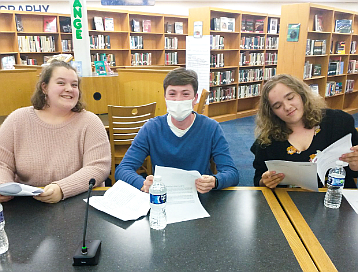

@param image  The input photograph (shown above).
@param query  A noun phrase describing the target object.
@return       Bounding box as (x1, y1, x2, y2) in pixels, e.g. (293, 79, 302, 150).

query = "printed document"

(0, 182, 43, 196)
(155, 166, 210, 224)
(86, 180, 150, 221)
(343, 189, 358, 214)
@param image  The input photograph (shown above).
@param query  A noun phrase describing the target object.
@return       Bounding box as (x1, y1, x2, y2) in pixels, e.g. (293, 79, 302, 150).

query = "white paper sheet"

(315, 134, 352, 186)
(155, 166, 210, 224)
(0, 182, 43, 196)
(86, 180, 150, 221)
(265, 161, 318, 191)
(343, 189, 358, 214)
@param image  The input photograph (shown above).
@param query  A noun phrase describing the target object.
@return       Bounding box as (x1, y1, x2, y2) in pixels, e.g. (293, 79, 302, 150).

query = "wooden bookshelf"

(189, 7, 280, 122)
(277, 3, 358, 115)
(0, 9, 188, 68)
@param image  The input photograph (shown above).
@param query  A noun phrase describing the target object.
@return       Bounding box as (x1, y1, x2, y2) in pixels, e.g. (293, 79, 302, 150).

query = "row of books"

(165, 37, 178, 50)
(91, 53, 116, 66)
(209, 86, 236, 103)
(306, 39, 327, 56)
(210, 53, 224, 68)
(20, 57, 38, 65)
(328, 59, 344, 76)
(348, 60, 358, 74)
(93, 17, 115, 31)
(263, 67, 277, 80)
(210, 35, 224, 50)
(351, 41, 357, 54)
(346, 80, 355, 93)
(266, 37, 279, 50)
(209, 70, 235, 86)
(314, 15, 353, 34)
(239, 68, 263, 82)
(131, 52, 152, 66)
(239, 52, 264, 66)
(15, 15, 58, 33)
(326, 81, 343, 97)
(130, 36, 143, 49)
(164, 22, 184, 34)
(18, 35, 55, 53)
(131, 19, 152, 33)
(165, 52, 178, 65)
(303, 61, 322, 79)
(210, 17, 235, 32)
(89, 35, 111, 49)
(237, 83, 261, 98)
(241, 19, 264, 33)
(61, 39, 72, 52)
(265, 52, 278, 65)
(240, 36, 265, 50)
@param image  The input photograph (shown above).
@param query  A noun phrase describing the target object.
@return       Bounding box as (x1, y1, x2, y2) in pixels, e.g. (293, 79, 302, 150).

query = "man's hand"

(33, 184, 63, 203)
(141, 175, 154, 193)
(195, 175, 216, 194)
(0, 195, 13, 203)
(260, 171, 285, 188)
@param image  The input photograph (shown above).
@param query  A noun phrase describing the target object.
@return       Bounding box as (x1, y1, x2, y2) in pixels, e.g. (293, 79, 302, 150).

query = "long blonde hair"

(255, 74, 326, 145)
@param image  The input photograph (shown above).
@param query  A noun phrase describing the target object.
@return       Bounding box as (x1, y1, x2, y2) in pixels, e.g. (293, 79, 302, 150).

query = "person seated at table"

(115, 68, 239, 193)
(251, 74, 358, 189)
(0, 60, 111, 203)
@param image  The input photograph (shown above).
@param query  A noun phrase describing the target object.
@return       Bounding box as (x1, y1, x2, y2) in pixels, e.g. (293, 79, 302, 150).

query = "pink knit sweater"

(0, 106, 111, 199)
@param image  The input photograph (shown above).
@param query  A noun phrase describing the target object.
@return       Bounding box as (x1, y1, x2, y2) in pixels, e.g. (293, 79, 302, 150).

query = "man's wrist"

(213, 176, 218, 189)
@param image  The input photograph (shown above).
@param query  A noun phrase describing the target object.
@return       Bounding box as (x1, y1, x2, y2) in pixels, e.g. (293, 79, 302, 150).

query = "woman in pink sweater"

(0, 61, 111, 203)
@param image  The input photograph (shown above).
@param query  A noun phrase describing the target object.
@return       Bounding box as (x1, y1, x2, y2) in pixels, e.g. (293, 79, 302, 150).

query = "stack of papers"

(0, 182, 43, 196)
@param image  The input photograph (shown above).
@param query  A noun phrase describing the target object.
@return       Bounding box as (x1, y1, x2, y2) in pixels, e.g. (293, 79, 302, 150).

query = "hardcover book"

(93, 17, 104, 31)
(245, 19, 254, 32)
(254, 19, 264, 33)
(220, 17, 228, 32)
(44, 16, 57, 32)
(174, 22, 183, 34)
(142, 20, 151, 33)
(335, 19, 352, 33)
(335, 41, 345, 54)
(268, 18, 278, 34)
(15, 15, 24, 32)
(104, 17, 114, 31)
(227, 18, 235, 32)
(165, 22, 173, 33)
(94, 60, 107, 75)
(314, 14, 323, 32)
(59, 17, 71, 33)
(131, 19, 141, 32)
(313, 64, 322, 76)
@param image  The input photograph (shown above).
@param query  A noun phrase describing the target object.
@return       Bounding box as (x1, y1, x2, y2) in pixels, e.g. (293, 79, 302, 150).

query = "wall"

(0, 1, 357, 15)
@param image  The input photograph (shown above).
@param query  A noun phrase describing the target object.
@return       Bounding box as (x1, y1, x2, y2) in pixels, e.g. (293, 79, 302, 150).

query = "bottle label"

(328, 176, 344, 186)
(150, 193, 167, 204)
(0, 211, 4, 223)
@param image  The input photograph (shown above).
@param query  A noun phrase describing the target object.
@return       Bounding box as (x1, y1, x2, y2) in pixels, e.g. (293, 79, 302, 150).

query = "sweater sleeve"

(211, 125, 240, 189)
(52, 115, 111, 199)
(250, 140, 268, 186)
(114, 122, 150, 190)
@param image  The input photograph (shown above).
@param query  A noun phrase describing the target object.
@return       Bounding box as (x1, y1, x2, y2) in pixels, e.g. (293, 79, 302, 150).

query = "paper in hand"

(0, 182, 44, 196)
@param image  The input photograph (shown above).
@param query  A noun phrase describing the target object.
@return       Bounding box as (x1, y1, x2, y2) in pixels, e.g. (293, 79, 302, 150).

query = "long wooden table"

(1, 187, 315, 271)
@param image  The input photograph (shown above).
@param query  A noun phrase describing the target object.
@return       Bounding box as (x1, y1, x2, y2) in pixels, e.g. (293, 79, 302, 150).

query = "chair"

(193, 89, 209, 114)
(108, 102, 156, 184)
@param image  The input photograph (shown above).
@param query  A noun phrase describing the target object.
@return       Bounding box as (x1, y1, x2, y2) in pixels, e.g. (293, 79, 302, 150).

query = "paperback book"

(93, 17, 104, 31)
(142, 20, 151, 33)
(104, 17, 114, 31)
(94, 60, 107, 75)
(44, 16, 57, 32)
(15, 15, 24, 32)
(59, 17, 71, 33)
(268, 18, 278, 34)
(335, 19, 352, 33)
(131, 19, 141, 32)
(174, 22, 183, 34)
(314, 14, 323, 32)
(254, 19, 264, 33)
(313, 64, 322, 76)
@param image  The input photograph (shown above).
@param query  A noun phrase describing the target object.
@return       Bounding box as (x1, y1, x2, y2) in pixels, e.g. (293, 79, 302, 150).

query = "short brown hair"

(255, 74, 326, 145)
(163, 68, 198, 95)
(31, 60, 85, 112)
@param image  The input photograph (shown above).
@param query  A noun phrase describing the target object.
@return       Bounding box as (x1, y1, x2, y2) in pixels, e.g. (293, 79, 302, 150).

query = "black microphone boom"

(73, 178, 101, 266)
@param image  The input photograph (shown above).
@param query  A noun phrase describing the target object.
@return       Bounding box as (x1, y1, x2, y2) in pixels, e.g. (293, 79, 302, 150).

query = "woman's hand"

(0, 195, 13, 203)
(340, 145, 358, 172)
(33, 184, 63, 203)
(260, 170, 285, 188)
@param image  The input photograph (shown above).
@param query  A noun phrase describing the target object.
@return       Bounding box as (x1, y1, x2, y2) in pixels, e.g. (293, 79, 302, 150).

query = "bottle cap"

(153, 175, 162, 182)
(336, 160, 344, 166)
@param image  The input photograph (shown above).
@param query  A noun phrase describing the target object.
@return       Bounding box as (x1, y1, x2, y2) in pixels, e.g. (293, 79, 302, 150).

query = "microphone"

(73, 178, 101, 266)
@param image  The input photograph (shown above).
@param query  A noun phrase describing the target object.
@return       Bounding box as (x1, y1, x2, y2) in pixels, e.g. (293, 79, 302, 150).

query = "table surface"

(275, 188, 358, 272)
(0, 187, 314, 272)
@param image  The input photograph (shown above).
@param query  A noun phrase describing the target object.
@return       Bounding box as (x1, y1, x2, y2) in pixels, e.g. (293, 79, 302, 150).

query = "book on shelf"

(130, 36, 143, 49)
(268, 18, 278, 34)
(310, 39, 326, 55)
(346, 79, 354, 93)
(348, 60, 358, 74)
(59, 17, 71, 33)
(174, 22, 183, 34)
(254, 19, 264, 33)
(210, 18, 221, 31)
(94, 60, 107, 75)
(313, 64, 322, 76)
(314, 14, 323, 32)
(165, 22, 173, 33)
(142, 20, 151, 33)
(227, 18, 235, 32)
(245, 19, 254, 32)
(335, 41, 345, 54)
(241, 19, 246, 32)
(131, 19, 141, 32)
(70, 60, 82, 77)
(303, 61, 313, 79)
(1, 55, 16, 70)
(104, 17, 114, 31)
(43, 16, 57, 32)
(219, 17, 228, 32)
(335, 19, 352, 33)
(15, 15, 24, 32)
(350, 41, 357, 54)
(93, 17, 104, 31)
(309, 84, 319, 95)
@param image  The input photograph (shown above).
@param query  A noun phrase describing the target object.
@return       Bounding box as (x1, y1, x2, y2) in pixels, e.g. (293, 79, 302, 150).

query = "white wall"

(0, 1, 357, 15)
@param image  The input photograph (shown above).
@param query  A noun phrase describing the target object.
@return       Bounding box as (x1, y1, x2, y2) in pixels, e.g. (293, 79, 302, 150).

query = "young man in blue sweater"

(115, 68, 239, 193)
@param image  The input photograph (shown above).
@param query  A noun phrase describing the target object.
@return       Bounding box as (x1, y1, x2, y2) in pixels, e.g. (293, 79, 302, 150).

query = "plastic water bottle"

(149, 176, 167, 230)
(0, 204, 9, 254)
(324, 161, 346, 209)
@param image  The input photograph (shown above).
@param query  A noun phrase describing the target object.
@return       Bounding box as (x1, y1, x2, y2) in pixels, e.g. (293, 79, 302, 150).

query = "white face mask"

(166, 98, 194, 121)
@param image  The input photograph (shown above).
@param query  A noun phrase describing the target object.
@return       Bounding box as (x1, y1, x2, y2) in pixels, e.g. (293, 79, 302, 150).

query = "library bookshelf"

(0, 9, 188, 68)
(277, 3, 358, 115)
(189, 7, 280, 122)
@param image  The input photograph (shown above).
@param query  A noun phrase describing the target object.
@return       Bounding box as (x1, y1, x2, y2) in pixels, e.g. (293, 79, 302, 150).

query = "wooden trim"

(275, 188, 337, 272)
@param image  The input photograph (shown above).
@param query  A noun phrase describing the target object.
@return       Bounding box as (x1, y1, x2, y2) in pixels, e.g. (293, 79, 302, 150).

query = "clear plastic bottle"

(324, 161, 346, 209)
(0, 204, 9, 254)
(149, 176, 167, 230)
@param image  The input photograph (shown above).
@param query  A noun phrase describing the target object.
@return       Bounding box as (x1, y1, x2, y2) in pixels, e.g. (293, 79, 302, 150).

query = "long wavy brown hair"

(255, 74, 326, 145)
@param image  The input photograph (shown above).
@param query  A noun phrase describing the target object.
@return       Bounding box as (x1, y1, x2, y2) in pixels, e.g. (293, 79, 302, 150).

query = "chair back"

(194, 89, 209, 114)
(108, 102, 156, 183)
